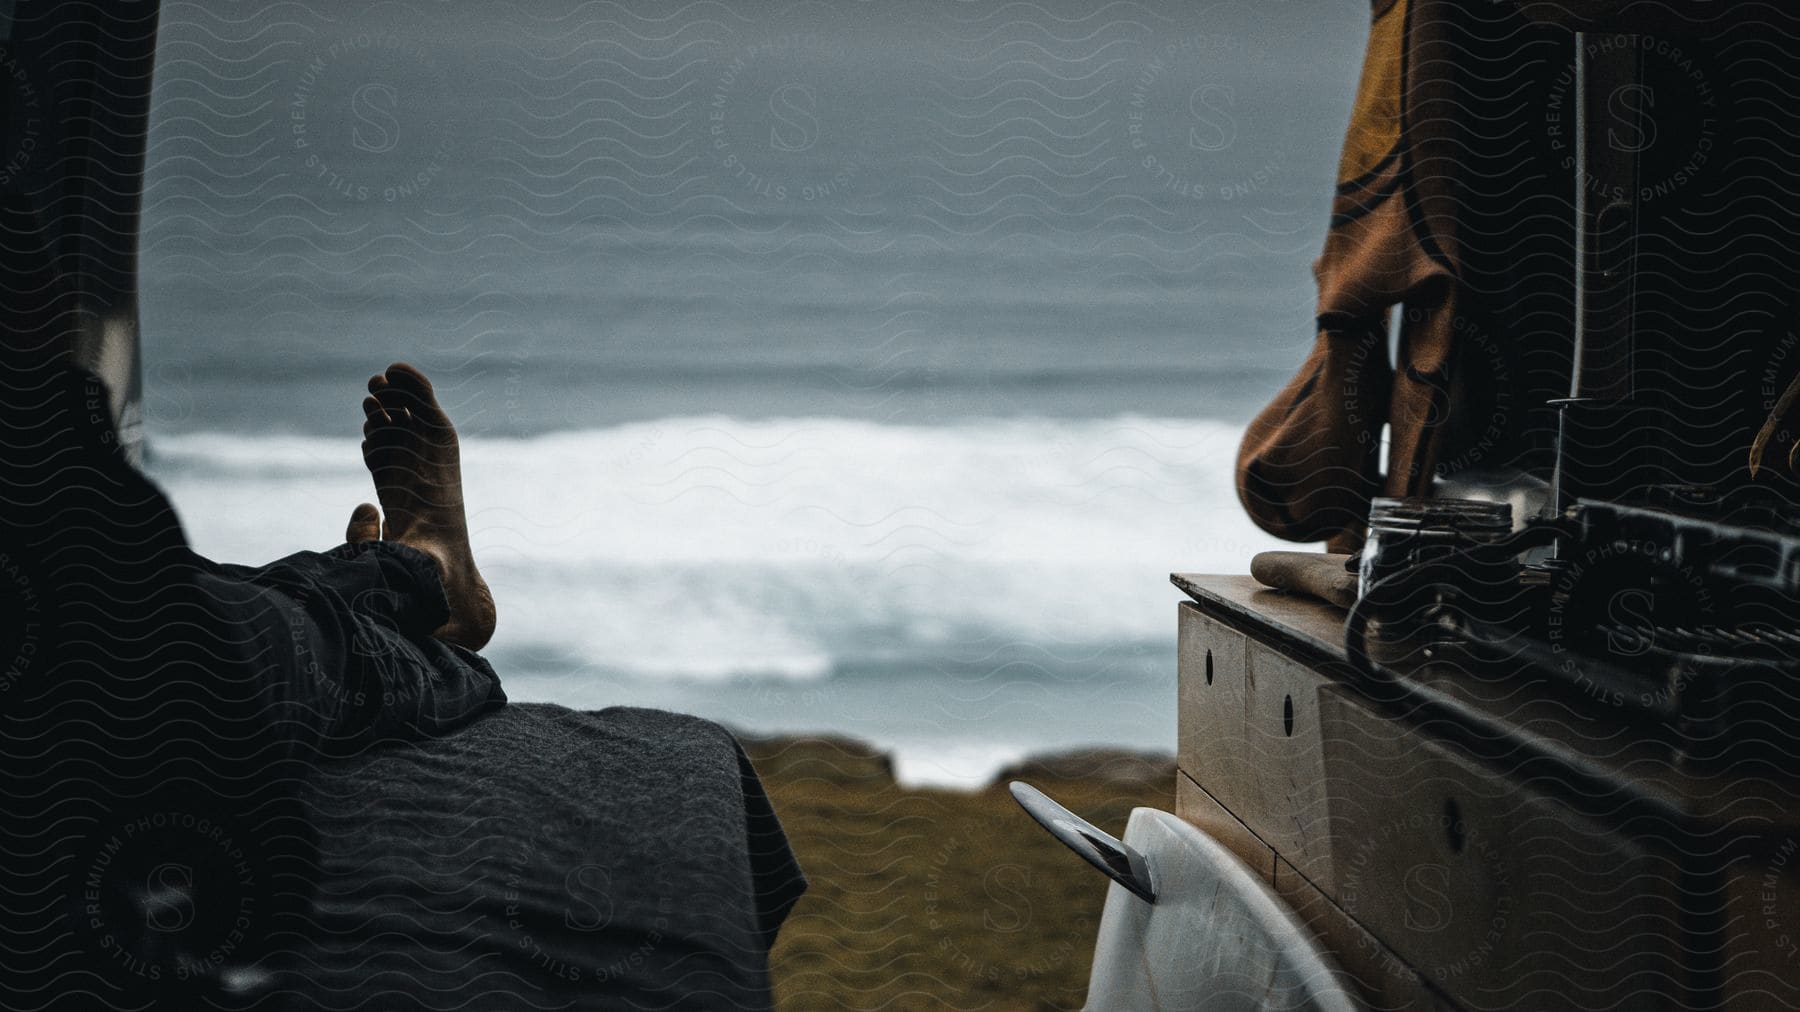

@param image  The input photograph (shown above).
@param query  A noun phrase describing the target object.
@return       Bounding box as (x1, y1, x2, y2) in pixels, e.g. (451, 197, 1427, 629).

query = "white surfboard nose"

(1013, 785, 1361, 1012)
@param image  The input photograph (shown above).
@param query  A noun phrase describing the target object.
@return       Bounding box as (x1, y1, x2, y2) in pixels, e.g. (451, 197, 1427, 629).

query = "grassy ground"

(742, 736, 1174, 1012)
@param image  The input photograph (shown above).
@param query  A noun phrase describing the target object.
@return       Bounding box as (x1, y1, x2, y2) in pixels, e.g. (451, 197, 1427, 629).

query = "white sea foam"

(149, 415, 1294, 686)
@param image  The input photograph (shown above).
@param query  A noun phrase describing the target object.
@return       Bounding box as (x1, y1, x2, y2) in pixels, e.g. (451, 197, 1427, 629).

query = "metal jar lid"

(1366, 496, 1513, 539)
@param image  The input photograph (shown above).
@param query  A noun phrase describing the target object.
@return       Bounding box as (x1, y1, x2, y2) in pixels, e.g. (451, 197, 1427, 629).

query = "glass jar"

(1358, 497, 1515, 602)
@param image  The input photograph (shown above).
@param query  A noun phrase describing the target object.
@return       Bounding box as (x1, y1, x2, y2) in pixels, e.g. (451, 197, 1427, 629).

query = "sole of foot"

(360, 363, 496, 651)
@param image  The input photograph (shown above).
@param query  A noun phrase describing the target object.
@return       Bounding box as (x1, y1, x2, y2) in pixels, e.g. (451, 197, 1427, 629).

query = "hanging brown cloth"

(1235, 0, 1466, 552)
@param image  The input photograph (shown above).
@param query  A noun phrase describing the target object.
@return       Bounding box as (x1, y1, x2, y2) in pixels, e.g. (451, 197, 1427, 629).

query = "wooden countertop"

(1170, 573, 1800, 836)
(1171, 574, 1348, 661)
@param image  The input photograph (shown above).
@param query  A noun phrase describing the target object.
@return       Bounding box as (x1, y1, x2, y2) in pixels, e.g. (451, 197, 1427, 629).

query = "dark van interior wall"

(1, 0, 160, 464)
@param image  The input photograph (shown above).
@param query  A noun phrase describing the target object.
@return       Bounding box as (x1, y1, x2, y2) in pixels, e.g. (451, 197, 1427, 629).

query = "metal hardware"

(1009, 781, 1157, 904)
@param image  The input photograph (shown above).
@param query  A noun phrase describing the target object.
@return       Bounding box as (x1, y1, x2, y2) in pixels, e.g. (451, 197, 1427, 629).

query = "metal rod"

(1547, 33, 1588, 535)
(1569, 31, 1588, 402)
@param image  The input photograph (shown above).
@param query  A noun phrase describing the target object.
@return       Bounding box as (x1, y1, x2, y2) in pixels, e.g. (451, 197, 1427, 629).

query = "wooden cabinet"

(1173, 578, 1800, 1011)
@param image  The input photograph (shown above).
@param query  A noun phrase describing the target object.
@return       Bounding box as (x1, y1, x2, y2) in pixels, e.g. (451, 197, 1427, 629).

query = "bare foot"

(360, 363, 496, 650)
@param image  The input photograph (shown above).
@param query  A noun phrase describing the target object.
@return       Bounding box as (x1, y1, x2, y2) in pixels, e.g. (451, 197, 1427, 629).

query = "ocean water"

(138, 0, 1364, 785)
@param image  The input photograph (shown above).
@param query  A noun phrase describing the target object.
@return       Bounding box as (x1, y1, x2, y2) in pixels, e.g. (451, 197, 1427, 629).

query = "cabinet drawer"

(1178, 603, 1334, 888)
(1318, 688, 1685, 1010)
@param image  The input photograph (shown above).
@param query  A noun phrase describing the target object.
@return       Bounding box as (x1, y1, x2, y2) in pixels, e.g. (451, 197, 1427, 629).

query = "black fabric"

(0, 368, 804, 1010)
(2, 368, 333, 1008)
(264, 703, 807, 1011)
(195, 540, 508, 757)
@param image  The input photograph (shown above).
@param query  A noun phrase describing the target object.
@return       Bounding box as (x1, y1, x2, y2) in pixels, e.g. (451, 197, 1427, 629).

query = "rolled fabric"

(1249, 551, 1360, 611)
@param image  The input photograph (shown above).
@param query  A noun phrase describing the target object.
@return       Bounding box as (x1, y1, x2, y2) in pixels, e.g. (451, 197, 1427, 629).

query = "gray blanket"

(264, 702, 806, 1010)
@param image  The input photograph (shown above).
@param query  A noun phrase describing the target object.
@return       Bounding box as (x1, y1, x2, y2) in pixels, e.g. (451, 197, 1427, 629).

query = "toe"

(382, 364, 443, 418)
(386, 362, 434, 396)
(368, 373, 390, 396)
(376, 367, 433, 418)
(346, 502, 382, 543)
(373, 378, 420, 417)
(362, 399, 393, 437)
